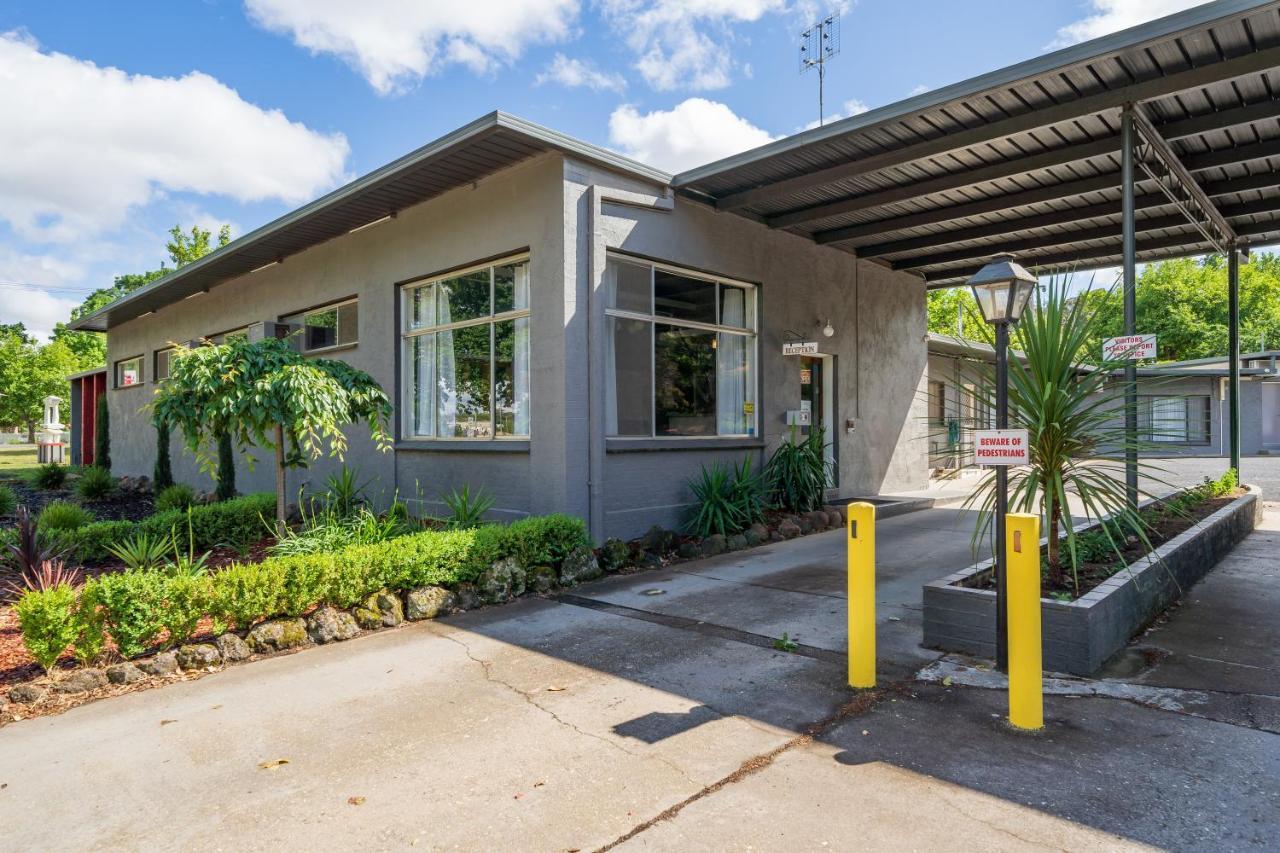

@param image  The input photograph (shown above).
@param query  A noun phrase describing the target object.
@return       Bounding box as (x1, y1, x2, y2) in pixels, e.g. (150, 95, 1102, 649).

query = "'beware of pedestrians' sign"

(1103, 334, 1157, 361)
(974, 429, 1030, 466)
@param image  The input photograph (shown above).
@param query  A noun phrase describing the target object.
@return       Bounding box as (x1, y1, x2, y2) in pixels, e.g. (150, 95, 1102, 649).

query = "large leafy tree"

(0, 329, 80, 441)
(151, 336, 392, 532)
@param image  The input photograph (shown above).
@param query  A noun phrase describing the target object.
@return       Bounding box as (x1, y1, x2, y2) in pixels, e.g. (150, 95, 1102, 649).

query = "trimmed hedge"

(17, 513, 593, 664)
(53, 493, 277, 564)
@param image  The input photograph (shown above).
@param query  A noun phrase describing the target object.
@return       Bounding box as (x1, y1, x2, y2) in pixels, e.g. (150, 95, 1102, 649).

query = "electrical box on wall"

(845, 417, 857, 434)
(785, 410, 812, 426)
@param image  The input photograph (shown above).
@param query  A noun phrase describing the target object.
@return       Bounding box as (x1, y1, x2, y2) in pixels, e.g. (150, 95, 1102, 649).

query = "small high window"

(154, 347, 177, 382)
(114, 356, 143, 388)
(282, 299, 359, 353)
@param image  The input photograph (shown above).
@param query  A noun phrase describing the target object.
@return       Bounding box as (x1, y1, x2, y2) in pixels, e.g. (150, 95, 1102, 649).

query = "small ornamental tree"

(154, 419, 174, 491)
(151, 336, 392, 533)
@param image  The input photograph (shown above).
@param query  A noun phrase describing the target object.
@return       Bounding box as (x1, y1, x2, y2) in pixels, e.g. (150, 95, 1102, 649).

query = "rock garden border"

(922, 485, 1262, 676)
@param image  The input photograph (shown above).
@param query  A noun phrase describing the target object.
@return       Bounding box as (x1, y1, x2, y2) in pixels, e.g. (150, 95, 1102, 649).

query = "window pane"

(494, 263, 529, 314)
(606, 258, 651, 314)
(607, 316, 653, 436)
(337, 302, 358, 345)
(655, 324, 716, 436)
(155, 350, 170, 381)
(494, 318, 530, 436)
(116, 358, 142, 387)
(438, 270, 490, 324)
(409, 285, 435, 330)
(719, 285, 753, 330)
(716, 332, 755, 435)
(437, 324, 491, 438)
(410, 334, 436, 437)
(654, 270, 716, 325)
(305, 308, 338, 350)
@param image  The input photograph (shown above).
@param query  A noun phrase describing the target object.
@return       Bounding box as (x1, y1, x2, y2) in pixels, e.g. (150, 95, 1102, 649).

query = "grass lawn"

(0, 446, 39, 481)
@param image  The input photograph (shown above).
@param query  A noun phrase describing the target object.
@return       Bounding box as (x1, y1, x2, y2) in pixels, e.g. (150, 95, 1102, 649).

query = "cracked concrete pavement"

(0, 496, 1277, 851)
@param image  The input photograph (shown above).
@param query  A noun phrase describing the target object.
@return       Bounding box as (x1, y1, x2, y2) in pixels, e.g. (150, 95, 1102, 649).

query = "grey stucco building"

(72, 113, 929, 541)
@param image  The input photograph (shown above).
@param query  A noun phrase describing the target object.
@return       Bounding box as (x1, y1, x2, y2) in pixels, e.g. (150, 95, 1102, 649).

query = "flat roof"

(673, 0, 1280, 287)
(71, 112, 670, 331)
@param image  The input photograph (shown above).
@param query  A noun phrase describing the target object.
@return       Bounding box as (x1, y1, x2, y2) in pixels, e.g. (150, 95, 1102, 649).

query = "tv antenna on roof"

(800, 14, 841, 127)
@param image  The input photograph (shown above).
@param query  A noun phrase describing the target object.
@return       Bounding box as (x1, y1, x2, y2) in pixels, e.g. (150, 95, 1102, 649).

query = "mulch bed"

(0, 478, 156, 524)
(962, 490, 1242, 599)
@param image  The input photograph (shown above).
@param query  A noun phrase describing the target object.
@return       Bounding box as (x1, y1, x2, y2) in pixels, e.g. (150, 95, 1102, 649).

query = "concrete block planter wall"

(922, 486, 1262, 676)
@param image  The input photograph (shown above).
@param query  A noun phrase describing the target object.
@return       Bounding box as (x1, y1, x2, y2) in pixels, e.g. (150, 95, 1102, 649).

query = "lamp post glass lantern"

(968, 254, 1036, 673)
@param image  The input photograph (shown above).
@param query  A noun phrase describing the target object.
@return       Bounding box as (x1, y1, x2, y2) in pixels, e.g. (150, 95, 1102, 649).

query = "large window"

(401, 258, 530, 440)
(605, 256, 757, 438)
(282, 299, 358, 353)
(1139, 395, 1211, 444)
(114, 356, 143, 388)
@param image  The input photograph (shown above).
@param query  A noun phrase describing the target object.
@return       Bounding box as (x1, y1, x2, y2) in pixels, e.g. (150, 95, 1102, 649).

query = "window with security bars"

(1138, 395, 1211, 444)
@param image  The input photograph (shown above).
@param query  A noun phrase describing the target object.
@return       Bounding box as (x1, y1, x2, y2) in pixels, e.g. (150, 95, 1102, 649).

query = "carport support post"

(1228, 245, 1241, 474)
(1121, 105, 1139, 510)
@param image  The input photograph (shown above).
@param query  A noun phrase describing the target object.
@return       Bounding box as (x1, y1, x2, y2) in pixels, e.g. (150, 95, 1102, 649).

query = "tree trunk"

(1045, 491, 1064, 592)
(26, 421, 35, 444)
(274, 423, 287, 538)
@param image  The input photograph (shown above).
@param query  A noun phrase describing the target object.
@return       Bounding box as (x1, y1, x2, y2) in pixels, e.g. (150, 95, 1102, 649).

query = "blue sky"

(0, 1, 1205, 339)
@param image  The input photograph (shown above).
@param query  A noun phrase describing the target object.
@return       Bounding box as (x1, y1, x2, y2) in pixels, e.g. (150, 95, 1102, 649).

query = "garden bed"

(922, 484, 1262, 676)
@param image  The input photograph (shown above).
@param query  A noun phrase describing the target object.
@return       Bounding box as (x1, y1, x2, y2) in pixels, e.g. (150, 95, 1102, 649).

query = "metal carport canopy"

(671, 0, 1280, 287)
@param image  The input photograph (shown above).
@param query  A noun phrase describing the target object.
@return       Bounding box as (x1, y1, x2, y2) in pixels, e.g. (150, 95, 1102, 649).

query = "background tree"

(151, 336, 392, 531)
(0, 329, 80, 442)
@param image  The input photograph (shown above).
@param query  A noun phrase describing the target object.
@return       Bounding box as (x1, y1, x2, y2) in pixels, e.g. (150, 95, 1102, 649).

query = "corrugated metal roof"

(72, 112, 670, 331)
(673, 0, 1280, 287)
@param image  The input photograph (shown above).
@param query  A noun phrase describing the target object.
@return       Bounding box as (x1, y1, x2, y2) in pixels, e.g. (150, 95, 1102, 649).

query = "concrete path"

(0, 508, 1276, 851)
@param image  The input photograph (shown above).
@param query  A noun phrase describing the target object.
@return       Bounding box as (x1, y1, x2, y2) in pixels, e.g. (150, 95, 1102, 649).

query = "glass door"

(799, 355, 836, 487)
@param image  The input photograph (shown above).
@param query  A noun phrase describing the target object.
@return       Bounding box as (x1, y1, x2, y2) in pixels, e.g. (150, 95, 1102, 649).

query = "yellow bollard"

(846, 501, 876, 689)
(1006, 512, 1043, 731)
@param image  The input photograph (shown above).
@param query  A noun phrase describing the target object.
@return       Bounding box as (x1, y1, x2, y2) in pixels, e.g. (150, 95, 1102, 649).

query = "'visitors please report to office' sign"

(974, 429, 1030, 466)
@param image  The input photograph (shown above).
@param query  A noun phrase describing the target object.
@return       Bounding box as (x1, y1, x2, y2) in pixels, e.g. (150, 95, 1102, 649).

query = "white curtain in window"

(717, 287, 747, 434)
(436, 296, 456, 437)
(413, 335, 436, 436)
(513, 316, 531, 435)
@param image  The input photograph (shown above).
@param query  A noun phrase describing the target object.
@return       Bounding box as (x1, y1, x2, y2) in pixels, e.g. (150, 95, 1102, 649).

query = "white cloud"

(608, 98, 775, 173)
(799, 97, 870, 131)
(0, 248, 86, 340)
(245, 0, 580, 95)
(1050, 0, 1203, 47)
(536, 53, 626, 93)
(909, 83, 931, 96)
(601, 0, 785, 91)
(0, 31, 349, 243)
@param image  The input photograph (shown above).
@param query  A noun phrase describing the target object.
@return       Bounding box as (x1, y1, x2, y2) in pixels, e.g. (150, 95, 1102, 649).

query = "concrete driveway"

(1, 507, 1276, 851)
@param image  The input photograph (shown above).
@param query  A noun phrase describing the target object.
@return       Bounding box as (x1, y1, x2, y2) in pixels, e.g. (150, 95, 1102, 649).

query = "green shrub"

(441, 485, 495, 529)
(54, 492, 275, 564)
(215, 431, 235, 501)
(208, 561, 286, 630)
(269, 505, 408, 557)
(95, 395, 110, 473)
(154, 420, 173, 492)
(161, 574, 212, 647)
(0, 483, 15, 516)
(37, 500, 93, 534)
(14, 583, 80, 672)
(75, 466, 116, 501)
(507, 514, 591, 567)
(686, 463, 747, 538)
(106, 531, 175, 571)
(29, 462, 68, 490)
(155, 483, 196, 514)
(88, 571, 170, 658)
(766, 426, 829, 513)
(72, 585, 108, 666)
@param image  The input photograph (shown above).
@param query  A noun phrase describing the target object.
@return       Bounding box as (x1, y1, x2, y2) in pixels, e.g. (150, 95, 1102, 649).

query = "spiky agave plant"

(965, 275, 1169, 596)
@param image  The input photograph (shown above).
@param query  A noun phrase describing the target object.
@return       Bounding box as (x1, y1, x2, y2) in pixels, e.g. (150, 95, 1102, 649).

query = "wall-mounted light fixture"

(822, 319, 835, 338)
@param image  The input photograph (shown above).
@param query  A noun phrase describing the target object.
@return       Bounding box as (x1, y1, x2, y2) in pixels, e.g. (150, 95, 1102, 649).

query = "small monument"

(37, 395, 65, 464)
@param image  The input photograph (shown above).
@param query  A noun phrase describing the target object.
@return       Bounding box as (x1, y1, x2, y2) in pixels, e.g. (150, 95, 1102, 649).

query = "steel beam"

(1229, 246, 1242, 473)
(1122, 107, 1139, 510)
(815, 167, 1280, 248)
(712, 50, 1280, 211)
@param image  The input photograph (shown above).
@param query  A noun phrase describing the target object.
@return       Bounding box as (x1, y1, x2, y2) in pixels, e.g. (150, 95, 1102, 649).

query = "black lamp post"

(968, 253, 1037, 673)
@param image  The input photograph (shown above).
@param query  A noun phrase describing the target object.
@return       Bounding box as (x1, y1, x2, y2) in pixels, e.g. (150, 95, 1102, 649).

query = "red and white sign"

(974, 429, 1029, 466)
(1103, 334, 1157, 361)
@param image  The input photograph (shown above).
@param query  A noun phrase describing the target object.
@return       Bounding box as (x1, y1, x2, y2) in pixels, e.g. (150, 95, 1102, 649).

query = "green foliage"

(52, 492, 276, 564)
(75, 466, 115, 501)
(1207, 468, 1238, 497)
(87, 571, 170, 658)
(154, 420, 174, 491)
(106, 531, 175, 571)
(268, 504, 408, 557)
(14, 583, 80, 672)
(160, 573, 212, 646)
(72, 584, 108, 666)
(686, 463, 747, 538)
(155, 483, 196, 514)
(772, 632, 799, 653)
(2, 506, 67, 580)
(213, 431, 235, 501)
(208, 561, 288, 629)
(965, 277, 1168, 595)
(441, 484, 495, 529)
(506, 514, 592, 567)
(731, 457, 768, 528)
(95, 395, 110, 473)
(926, 288, 984, 338)
(321, 466, 368, 516)
(30, 462, 68, 490)
(766, 427, 829, 513)
(37, 500, 93, 534)
(0, 331, 83, 440)
(0, 483, 15, 516)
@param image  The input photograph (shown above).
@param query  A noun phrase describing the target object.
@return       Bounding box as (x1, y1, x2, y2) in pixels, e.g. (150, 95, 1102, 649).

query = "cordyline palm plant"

(965, 276, 1166, 596)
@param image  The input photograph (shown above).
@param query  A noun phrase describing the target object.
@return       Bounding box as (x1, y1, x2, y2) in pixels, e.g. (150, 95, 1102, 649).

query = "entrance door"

(799, 355, 836, 487)
(1263, 383, 1280, 448)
